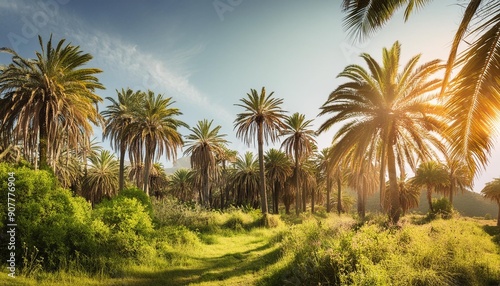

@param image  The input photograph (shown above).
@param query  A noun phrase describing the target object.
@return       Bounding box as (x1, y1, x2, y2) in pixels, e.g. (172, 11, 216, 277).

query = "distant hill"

(347, 189, 498, 218)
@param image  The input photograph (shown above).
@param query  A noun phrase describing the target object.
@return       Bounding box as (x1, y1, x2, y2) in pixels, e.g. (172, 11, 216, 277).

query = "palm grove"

(1, 0, 500, 226)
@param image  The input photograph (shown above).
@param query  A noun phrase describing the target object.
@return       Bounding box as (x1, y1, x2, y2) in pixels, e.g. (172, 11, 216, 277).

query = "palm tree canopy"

(265, 148, 293, 183)
(184, 119, 229, 172)
(126, 90, 187, 164)
(84, 150, 120, 204)
(341, 0, 500, 176)
(0, 35, 104, 167)
(410, 161, 449, 190)
(318, 41, 446, 170)
(281, 112, 317, 161)
(102, 88, 144, 151)
(234, 87, 287, 146)
(481, 178, 500, 202)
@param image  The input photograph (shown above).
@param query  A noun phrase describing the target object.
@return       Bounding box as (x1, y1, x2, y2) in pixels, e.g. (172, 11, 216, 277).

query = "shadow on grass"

(114, 234, 283, 286)
(482, 224, 500, 245)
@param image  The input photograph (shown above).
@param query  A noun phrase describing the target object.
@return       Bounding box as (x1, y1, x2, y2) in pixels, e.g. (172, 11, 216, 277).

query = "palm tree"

(265, 148, 293, 214)
(83, 150, 119, 205)
(149, 162, 168, 199)
(444, 157, 472, 205)
(481, 178, 500, 226)
(346, 161, 378, 219)
(0, 35, 104, 170)
(318, 41, 446, 223)
(126, 90, 186, 196)
(184, 119, 228, 208)
(410, 161, 449, 213)
(234, 87, 287, 214)
(231, 151, 260, 208)
(168, 169, 194, 202)
(102, 88, 143, 193)
(281, 112, 316, 215)
(398, 177, 421, 216)
(341, 0, 500, 176)
(217, 146, 238, 208)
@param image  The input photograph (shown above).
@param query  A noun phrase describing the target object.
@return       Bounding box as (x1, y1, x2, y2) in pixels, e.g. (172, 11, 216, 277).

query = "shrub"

(118, 187, 154, 218)
(430, 197, 455, 219)
(0, 164, 95, 272)
(92, 196, 154, 260)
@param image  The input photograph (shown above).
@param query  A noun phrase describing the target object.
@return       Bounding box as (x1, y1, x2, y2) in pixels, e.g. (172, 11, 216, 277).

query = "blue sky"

(1, 0, 499, 192)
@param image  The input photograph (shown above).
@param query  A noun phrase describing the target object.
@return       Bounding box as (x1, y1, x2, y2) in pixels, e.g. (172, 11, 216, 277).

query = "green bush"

(92, 196, 154, 260)
(430, 197, 454, 219)
(118, 187, 154, 218)
(0, 164, 95, 272)
(263, 217, 500, 285)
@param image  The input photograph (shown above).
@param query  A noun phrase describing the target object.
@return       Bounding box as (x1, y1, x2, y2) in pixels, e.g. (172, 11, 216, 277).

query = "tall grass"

(262, 215, 500, 285)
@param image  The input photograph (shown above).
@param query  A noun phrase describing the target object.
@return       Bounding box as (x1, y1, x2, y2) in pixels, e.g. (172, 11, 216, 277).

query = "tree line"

(1, 0, 500, 225)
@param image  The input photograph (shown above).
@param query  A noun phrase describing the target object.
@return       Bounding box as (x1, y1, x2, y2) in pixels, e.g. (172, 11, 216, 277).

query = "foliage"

(428, 197, 455, 219)
(264, 216, 500, 285)
(118, 186, 154, 219)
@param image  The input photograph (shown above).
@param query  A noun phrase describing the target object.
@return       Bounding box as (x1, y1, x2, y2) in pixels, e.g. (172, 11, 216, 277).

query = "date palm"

(126, 91, 186, 196)
(265, 148, 292, 214)
(231, 151, 260, 208)
(0, 35, 104, 170)
(481, 178, 500, 226)
(184, 119, 228, 208)
(234, 87, 287, 214)
(281, 112, 316, 214)
(83, 150, 119, 205)
(341, 0, 500, 176)
(168, 169, 194, 202)
(318, 41, 446, 223)
(410, 161, 449, 213)
(102, 88, 143, 193)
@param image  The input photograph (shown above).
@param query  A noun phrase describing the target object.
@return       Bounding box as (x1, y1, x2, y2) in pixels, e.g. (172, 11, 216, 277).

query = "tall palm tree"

(234, 87, 287, 214)
(102, 88, 143, 193)
(83, 150, 119, 205)
(444, 157, 472, 205)
(410, 161, 449, 213)
(481, 178, 500, 226)
(281, 112, 316, 215)
(265, 148, 293, 214)
(184, 119, 228, 208)
(168, 168, 194, 202)
(149, 162, 168, 199)
(217, 146, 237, 208)
(126, 91, 186, 196)
(231, 151, 260, 208)
(341, 0, 500, 176)
(0, 35, 104, 170)
(318, 41, 446, 223)
(398, 177, 421, 216)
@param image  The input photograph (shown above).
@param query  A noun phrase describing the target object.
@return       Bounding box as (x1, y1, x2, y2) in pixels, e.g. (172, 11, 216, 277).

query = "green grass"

(1, 209, 499, 286)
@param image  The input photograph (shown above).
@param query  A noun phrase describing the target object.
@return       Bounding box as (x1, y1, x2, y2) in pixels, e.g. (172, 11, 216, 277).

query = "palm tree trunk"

(311, 187, 315, 214)
(257, 123, 268, 214)
(294, 146, 300, 215)
(337, 177, 342, 215)
(326, 176, 331, 213)
(497, 200, 500, 227)
(449, 178, 455, 205)
(379, 143, 387, 212)
(302, 185, 307, 212)
(274, 181, 280, 214)
(387, 143, 400, 224)
(143, 143, 153, 196)
(119, 142, 126, 192)
(427, 186, 434, 213)
(202, 169, 210, 208)
(39, 116, 49, 170)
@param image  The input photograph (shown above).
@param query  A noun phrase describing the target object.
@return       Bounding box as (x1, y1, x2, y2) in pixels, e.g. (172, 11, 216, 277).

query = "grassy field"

(1, 209, 499, 286)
